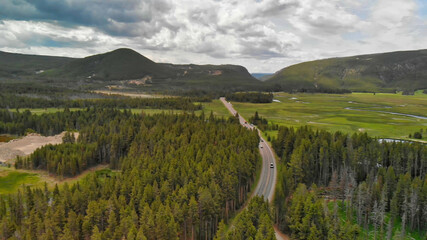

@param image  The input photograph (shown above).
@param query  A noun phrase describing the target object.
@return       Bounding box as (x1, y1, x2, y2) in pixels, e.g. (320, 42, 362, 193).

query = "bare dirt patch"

(0, 132, 78, 163)
(94, 90, 167, 98)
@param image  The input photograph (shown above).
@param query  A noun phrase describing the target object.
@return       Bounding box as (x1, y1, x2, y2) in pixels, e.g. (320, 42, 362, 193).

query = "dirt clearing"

(0, 132, 78, 163)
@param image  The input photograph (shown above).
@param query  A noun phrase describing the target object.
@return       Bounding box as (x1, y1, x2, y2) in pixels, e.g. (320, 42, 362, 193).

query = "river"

(345, 107, 427, 120)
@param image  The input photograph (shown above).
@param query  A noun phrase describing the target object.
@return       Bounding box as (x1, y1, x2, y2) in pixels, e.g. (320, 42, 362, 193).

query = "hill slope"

(266, 49, 427, 92)
(0, 51, 73, 78)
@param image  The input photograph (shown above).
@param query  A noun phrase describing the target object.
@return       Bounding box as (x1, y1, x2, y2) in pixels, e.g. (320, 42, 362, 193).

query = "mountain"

(45, 48, 171, 80)
(0, 51, 73, 77)
(0, 48, 260, 92)
(266, 49, 427, 92)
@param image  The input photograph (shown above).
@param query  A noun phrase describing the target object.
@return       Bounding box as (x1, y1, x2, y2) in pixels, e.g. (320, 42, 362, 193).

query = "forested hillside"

(0, 111, 261, 239)
(272, 126, 427, 239)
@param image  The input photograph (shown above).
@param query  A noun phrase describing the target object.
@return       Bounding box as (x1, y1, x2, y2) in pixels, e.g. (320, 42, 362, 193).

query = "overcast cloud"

(0, 0, 426, 72)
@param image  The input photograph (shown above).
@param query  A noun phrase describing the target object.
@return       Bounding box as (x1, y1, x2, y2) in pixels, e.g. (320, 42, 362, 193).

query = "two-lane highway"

(220, 97, 277, 202)
(220, 97, 287, 240)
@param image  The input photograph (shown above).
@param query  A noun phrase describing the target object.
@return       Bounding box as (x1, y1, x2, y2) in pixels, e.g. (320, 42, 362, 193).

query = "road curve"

(220, 97, 277, 202)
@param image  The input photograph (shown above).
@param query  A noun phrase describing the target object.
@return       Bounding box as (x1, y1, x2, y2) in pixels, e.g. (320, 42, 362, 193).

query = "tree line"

(0, 93, 201, 110)
(272, 126, 427, 239)
(1, 111, 262, 240)
(225, 92, 274, 103)
(0, 108, 129, 136)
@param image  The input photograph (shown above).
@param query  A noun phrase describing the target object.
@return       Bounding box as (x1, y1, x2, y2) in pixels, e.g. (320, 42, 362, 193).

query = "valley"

(0, 47, 426, 240)
(1, 1, 426, 239)
(230, 92, 427, 141)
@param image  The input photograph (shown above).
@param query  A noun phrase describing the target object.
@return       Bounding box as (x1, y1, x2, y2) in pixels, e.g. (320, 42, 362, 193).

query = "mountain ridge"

(1, 48, 427, 93)
(266, 49, 427, 92)
(0, 48, 261, 92)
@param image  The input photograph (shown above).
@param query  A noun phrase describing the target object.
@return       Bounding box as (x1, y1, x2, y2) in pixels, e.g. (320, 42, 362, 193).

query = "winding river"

(345, 107, 427, 120)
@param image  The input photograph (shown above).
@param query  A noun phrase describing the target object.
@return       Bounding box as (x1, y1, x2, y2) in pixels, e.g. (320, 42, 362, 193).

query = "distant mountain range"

(265, 49, 427, 92)
(251, 73, 274, 81)
(1, 48, 426, 93)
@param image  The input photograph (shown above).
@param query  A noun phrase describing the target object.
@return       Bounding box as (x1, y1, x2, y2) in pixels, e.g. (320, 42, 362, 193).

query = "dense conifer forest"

(0, 94, 201, 110)
(0, 110, 263, 239)
(272, 126, 427, 239)
(0, 97, 202, 136)
(1, 93, 426, 239)
(214, 196, 276, 240)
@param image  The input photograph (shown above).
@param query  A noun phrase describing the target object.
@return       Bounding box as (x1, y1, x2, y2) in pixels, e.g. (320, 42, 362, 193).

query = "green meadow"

(0, 166, 113, 195)
(0, 167, 42, 194)
(229, 92, 427, 140)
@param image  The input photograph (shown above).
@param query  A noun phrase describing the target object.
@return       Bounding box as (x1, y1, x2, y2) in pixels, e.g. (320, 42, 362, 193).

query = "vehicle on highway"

(260, 145, 263, 148)
(270, 163, 274, 168)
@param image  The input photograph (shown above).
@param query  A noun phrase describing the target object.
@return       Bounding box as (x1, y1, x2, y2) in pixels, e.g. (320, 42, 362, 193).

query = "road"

(220, 97, 284, 239)
(220, 97, 277, 202)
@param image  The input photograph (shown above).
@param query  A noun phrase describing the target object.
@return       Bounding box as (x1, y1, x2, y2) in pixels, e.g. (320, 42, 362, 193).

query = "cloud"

(0, 0, 425, 72)
(0, 0, 174, 37)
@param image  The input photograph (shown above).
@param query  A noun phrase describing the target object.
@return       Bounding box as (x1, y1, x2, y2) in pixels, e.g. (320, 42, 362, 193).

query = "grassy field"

(0, 167, 43, 194)
(0, 165, 111, 194)
(10, 108, 82, 115)
(230, 92, 427, 140)
(200, 100, 233, 117)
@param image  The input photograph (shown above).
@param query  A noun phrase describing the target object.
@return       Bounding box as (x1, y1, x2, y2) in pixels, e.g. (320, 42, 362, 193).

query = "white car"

(270, 163, 274, 168)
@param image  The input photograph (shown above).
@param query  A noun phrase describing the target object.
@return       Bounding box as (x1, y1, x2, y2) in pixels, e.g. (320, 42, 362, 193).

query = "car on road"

(270, 163, 274, 168)
(260, 145, 263, 148)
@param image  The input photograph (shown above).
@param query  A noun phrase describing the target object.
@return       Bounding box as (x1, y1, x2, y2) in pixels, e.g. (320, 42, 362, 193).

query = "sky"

(0, 0, 426, 73)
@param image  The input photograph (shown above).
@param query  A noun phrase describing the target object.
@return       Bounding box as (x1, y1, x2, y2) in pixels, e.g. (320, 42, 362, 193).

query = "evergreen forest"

(1, 110, 263, 239)
(272, 126, 427, 239)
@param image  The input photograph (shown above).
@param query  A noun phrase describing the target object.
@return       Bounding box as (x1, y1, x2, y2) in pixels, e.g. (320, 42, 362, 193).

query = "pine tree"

(90, 226, 102, 240)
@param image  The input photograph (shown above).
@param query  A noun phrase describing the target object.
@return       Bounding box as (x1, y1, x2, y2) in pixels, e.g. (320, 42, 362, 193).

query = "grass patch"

(9, 108, 82, 115)
(0, 165, 111, 195)
(200, 100, 233, 117)
(0, 168, 41, 194)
